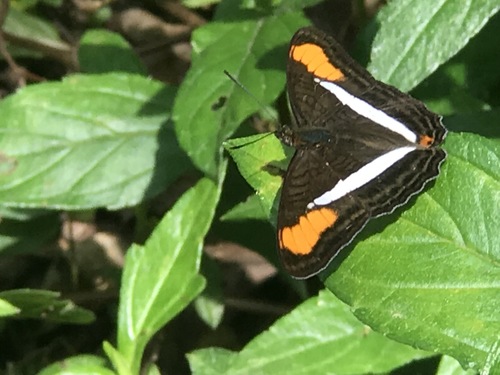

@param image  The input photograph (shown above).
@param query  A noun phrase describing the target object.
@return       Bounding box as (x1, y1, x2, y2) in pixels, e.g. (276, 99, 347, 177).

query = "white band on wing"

(315, 78, 418, 143)
(308, 146, 416, 208)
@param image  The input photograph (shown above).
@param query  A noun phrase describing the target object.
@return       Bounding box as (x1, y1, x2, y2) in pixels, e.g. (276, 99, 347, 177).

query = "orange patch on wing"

(279, 207, 338, 255)
(279, 227, 295, 250)
(298, 214, 319, 247)
(290, 43, 345, 82)
(292, 224, 311, 255)
(419, 134, 434, 147)
(306, 208, 337, 234)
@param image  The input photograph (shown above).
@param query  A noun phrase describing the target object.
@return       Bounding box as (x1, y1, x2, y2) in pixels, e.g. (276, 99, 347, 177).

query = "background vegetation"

(0, 0, 498, 374)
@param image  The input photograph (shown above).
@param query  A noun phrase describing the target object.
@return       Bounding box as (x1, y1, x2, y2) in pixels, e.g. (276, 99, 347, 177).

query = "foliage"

(0, 0, 498, 374)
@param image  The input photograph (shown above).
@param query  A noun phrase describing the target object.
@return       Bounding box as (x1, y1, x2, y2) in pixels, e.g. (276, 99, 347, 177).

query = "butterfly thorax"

(277, 125, 332, 149)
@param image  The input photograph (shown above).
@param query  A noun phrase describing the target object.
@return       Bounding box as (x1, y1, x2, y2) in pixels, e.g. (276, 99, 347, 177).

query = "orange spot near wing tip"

(290, 43, 345, 82)
(280, 207, 339, 256)
(419, 134, 434, 147)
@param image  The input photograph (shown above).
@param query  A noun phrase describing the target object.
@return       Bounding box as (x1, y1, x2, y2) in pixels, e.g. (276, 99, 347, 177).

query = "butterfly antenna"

(223, 70, 280, 124)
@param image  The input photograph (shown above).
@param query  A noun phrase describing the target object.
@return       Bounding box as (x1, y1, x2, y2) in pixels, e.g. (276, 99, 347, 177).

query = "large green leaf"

(0, 73, 189, 209)
(368, 0, 500, 92)
(324, 132, 499, 372)
(115, 171, 224, 374)
(188, 290, 431, 374)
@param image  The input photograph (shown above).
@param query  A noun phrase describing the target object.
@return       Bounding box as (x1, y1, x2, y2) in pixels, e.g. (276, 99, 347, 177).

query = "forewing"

(287, 27, 446, 146)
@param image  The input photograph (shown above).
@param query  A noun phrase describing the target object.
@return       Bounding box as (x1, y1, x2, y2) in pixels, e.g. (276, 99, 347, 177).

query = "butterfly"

(276, 27, 447, 278)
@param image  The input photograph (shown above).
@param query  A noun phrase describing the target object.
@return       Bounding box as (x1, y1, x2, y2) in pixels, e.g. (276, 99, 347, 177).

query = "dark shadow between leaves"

(413, 12, 500, 122)
(256, 44, 288, 72)
(351, 16, 380, 68)
(445, 110, 500, 139)
(214, 3, 271, 22)
(0, 212, 60, 257)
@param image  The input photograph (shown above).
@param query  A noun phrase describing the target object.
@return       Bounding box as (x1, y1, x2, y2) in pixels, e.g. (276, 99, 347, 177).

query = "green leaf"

(38, 355, 115, 375)
(0, 298, 20, 317)
(0, 206, 51, 220)
(0, 289, 95, 323)
(182, 0, 220, 8)
(79, 29, 147, 75)
(3, 7, 70, 53)
(188, 348, 236, 375)
(195, 257, 225, 329)
(481, 339, 500, 375)
(144, 363, 161, 375)
(0, 73, 189, 209)
(225, 133, 288, 223)
(116, 171, 225, 374)
(103, 342, 132, 375)
(0, 211, 59, 255)
(173, 12, 308, 177)
(323, 133, 499, 372)
(189, 290, 431, 374)
(220, 194, 267, 221)
(368, 0, 500, 92)
(194, 293, 224, 330)
(436, 355, 476, 375)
